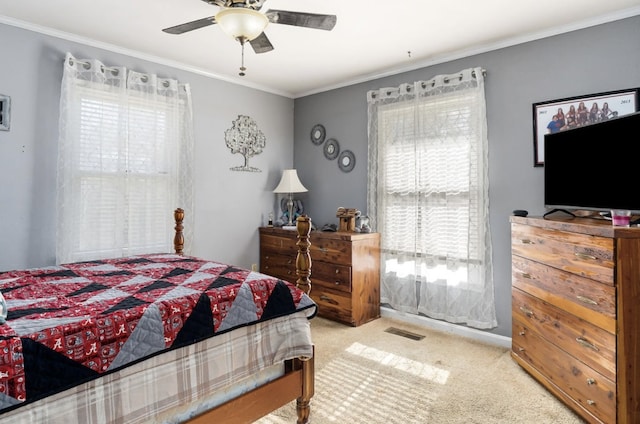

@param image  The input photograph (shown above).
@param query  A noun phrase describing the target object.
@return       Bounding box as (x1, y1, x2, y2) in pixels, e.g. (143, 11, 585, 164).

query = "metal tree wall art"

(225, 115, 265, 172)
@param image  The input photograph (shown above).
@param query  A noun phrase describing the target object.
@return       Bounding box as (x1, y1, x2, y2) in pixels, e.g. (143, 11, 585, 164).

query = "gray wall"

(293, 15, 640, 337)
(0, 23, 294, 272)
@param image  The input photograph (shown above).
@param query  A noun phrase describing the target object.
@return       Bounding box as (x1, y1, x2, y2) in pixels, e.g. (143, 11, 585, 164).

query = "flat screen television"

(544, 111, 640, 214)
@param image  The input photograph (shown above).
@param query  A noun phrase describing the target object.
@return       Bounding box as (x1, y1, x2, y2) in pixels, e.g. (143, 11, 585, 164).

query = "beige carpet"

(256, 317, 585, 424)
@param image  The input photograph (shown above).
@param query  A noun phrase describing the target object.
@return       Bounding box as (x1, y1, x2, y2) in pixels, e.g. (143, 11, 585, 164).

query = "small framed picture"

(532, 88, 639, 166)
(0, 95, 10, 131)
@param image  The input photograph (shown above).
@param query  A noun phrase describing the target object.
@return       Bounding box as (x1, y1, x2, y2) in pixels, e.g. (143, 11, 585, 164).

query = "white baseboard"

(381, 307, 512, 349)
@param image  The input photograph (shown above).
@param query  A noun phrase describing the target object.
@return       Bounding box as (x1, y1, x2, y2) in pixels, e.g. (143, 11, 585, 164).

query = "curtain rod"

(369, 68, 487, 100)
(67, 56, 119, 74)
(65, 54, 179, 89)
(420, 68, 487, 88)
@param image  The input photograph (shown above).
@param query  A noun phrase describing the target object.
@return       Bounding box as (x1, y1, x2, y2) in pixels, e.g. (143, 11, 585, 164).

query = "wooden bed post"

(295, 214, 313, 423)
(296, 349, 315, 424)
(174, 208, 184, 255)
(295, 215, 312, 295)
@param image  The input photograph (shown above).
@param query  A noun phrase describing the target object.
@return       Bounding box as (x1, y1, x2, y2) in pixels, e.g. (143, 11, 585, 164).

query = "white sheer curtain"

(367, 67, 496, 329)
(57, 52, 194, 264)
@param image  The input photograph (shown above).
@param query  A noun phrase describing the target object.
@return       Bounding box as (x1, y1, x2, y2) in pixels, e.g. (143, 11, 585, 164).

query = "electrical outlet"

(251, 263, 258, 272)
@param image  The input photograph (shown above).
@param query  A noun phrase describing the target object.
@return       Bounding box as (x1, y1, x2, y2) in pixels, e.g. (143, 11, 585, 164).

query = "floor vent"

(384, 327, 425, 341)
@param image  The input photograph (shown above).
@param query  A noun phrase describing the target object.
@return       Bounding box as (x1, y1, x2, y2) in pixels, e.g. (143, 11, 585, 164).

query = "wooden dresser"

(510, 216, 640, 423)
(259, 227, 380, 326)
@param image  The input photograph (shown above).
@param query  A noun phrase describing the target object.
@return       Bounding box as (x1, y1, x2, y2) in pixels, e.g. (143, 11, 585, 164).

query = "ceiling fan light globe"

(215, 8, 268, 41)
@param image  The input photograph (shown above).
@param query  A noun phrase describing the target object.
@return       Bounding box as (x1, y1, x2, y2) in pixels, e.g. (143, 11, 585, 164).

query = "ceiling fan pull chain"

(239, 39, 247, 76)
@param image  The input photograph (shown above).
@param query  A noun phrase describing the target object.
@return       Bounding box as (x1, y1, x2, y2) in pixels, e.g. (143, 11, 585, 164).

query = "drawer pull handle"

(335, 269, 340, 274)
(519, 306, 534, 317)
(576, 337, 599, 352)
(586, 378, 596, 385)
(518, 347, 525, 352)
(320, 247, 328, 252)
(521, 239, 534, 244)
(576, 295, 598, 306)
(287, 260, 292, 264)
(518, 331, 526, 336)
(521, 273, 532, 279)
(334, 281, 341, 285)
(587, 400, 596, 406)
(320, 295, 339, 305)
(575, 252, 597, 261)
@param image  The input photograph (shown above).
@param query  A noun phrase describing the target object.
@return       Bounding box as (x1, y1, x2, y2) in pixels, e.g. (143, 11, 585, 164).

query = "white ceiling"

(1, 0, 639, 98)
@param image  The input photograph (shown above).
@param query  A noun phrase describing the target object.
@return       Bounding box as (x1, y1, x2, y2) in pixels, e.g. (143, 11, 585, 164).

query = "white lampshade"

(215, 8, 269, 42)
(273, 169, 308, 194)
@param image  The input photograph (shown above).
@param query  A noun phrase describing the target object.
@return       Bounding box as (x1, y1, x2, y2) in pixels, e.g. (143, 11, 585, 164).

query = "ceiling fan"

(162, 0, 337, 76)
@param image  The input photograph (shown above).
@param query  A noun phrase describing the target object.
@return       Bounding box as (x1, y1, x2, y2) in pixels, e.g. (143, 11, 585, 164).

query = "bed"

(0, 209, 316, 424)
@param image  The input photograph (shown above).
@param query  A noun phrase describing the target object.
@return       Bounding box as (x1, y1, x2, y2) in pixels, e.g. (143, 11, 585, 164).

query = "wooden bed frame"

(173, 208, 315, 424)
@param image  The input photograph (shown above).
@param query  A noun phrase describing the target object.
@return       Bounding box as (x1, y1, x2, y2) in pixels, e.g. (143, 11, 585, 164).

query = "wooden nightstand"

(259, 227, 380, 327)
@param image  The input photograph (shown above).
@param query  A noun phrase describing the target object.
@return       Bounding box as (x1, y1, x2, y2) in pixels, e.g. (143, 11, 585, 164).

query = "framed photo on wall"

(0, 95, 10, 131)
(532, 88, 639, 166)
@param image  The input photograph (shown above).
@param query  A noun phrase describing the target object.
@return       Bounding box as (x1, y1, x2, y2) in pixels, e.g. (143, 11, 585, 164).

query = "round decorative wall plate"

(310, 124, 326, 145)
(338, 150, 356, 172)
(324, 138, 340, 160)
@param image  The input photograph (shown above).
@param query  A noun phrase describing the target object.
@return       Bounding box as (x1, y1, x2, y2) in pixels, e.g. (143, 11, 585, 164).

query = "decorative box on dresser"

(510, 216, 640, 424)
(259, 227, 380, 326)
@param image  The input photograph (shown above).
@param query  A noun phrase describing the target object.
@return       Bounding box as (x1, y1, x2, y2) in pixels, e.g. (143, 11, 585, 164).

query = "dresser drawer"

(260, 233, 297, 255)
(513, 288, 615, 381)
(511, 223, 614, 285)
(309, 236, 352, 266)
(310, 287, 354, 325)
(513, 316, 615, 424)
(260, 252, 296, 282)
(311, 261, 352, 293)
(512, 255, 615, 332)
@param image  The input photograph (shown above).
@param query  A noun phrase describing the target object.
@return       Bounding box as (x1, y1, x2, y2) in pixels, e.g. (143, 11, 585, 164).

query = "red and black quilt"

(0, 254, 316, 412)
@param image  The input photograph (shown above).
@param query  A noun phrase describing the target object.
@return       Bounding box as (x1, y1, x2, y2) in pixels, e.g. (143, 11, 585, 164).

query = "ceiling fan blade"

(162, 16, 216, 35)
(266, 9, 337, 31)
(250, 32, 274, 54)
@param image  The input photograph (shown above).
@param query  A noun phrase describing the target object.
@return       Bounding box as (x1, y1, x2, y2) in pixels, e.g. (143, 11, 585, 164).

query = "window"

(367, 68, 496, 329)
(378, 96, 479, 268)
(57, 54, 194, 264)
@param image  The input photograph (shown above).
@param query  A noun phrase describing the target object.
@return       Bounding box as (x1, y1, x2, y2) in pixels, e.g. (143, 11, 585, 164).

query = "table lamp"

(273, 169, 308, 229)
